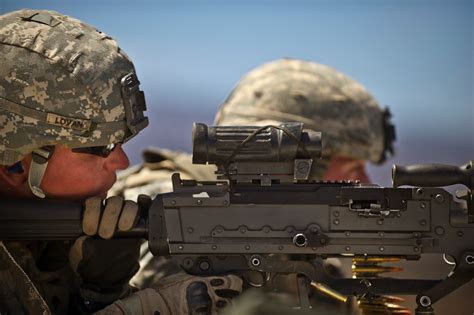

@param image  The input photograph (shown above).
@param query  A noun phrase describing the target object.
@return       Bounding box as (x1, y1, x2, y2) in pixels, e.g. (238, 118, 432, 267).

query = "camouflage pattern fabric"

(0, 241, 51, 315)
(215, 58, 387, 164)
(0, 9, 147, 166)
(0, 240, 79, 315)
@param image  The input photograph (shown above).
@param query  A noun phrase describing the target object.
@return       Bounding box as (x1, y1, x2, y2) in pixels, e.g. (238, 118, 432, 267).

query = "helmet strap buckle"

(28, 146, 55, 198)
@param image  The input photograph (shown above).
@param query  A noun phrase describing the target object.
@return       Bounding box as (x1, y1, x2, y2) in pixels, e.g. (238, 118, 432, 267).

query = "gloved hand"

(69, 195, 150, 308)
(95, 273, 243, 315)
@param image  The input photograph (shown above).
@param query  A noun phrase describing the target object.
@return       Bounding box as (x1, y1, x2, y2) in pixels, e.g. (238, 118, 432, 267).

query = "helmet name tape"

(46, 113, 92, 131)
(1, 96, 92, 131)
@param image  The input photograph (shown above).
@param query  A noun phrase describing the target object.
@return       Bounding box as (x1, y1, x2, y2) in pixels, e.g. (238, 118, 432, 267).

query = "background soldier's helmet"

(215, 58, 395, 165)
(0, 9, 148, 166)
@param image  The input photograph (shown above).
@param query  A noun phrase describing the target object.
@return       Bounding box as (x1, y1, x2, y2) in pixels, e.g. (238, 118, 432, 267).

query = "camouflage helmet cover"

(0, 9, 148, 165)
(215, 59, 394, 164)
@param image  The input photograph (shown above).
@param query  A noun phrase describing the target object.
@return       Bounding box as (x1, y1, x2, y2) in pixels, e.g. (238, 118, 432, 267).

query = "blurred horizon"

(1, 0, 472, 186)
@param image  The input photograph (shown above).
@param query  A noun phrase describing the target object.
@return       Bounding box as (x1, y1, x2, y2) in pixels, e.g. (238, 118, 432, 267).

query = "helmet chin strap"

(28, 146, 55, 198)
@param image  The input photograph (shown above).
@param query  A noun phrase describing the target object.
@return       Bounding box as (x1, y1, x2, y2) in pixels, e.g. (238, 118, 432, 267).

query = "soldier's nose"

(104, 144, 130, 171)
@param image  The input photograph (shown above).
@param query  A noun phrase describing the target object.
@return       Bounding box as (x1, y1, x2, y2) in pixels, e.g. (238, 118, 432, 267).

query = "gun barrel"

(392, 160, 474, 189)
(0, 199, 83, 240)
(0, 199, 148, 240)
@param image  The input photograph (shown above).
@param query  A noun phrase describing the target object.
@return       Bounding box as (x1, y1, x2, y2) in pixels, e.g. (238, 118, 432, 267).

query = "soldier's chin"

(102, 175, 117, 198)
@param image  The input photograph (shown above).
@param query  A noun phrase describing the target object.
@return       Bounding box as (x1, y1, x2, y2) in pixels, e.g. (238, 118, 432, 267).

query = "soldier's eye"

(72, 143, 118, 157)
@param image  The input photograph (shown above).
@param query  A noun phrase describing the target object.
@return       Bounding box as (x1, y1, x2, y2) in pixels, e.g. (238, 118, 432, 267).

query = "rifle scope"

(192, 122, 322, 165)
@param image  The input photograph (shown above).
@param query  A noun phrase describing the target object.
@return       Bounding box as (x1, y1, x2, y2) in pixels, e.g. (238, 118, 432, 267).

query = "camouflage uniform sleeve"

(109, 147, 216, 201)
(0, 241, 51, 314)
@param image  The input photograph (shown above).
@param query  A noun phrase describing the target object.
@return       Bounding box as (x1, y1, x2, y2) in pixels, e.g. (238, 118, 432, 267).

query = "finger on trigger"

(118, 200, 139, 231)
(99, 196, 123, 239)
(83, 197, 102, 236)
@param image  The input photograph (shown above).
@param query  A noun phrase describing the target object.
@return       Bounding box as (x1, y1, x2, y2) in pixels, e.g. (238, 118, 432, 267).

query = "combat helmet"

(215, 58, 395, 168)
(0, 9, 148, 197)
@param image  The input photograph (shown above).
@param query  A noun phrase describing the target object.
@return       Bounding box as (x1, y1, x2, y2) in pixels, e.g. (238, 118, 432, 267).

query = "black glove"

(95, 273, 243, 315)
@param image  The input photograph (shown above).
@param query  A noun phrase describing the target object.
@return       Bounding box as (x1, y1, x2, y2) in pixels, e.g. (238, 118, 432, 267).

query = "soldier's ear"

(0, 160, 28, 188)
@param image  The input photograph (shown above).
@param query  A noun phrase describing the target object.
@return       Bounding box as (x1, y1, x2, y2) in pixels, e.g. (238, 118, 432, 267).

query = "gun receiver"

(393, 160, 474, 223)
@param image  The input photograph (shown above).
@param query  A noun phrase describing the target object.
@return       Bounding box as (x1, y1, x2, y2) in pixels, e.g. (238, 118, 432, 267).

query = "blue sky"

(1, 0, 472, 185)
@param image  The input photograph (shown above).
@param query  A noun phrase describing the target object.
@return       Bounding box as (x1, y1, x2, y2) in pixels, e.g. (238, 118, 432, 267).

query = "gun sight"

(192, 122, 321, 164)
(192, 122, 322, 183)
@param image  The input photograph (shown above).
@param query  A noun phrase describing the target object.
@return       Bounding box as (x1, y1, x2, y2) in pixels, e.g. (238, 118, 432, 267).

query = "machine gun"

(147, 123, 474, 315)
(1, 122, 473, 314)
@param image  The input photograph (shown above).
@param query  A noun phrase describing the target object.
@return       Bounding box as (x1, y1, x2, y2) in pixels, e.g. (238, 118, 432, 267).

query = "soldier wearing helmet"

(215, 58, 395, 182)
(0, 9, 149, 314)
(0, 9, 148, 199)
(0, 9, 243, 315)
(214, 59, 397, 313)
